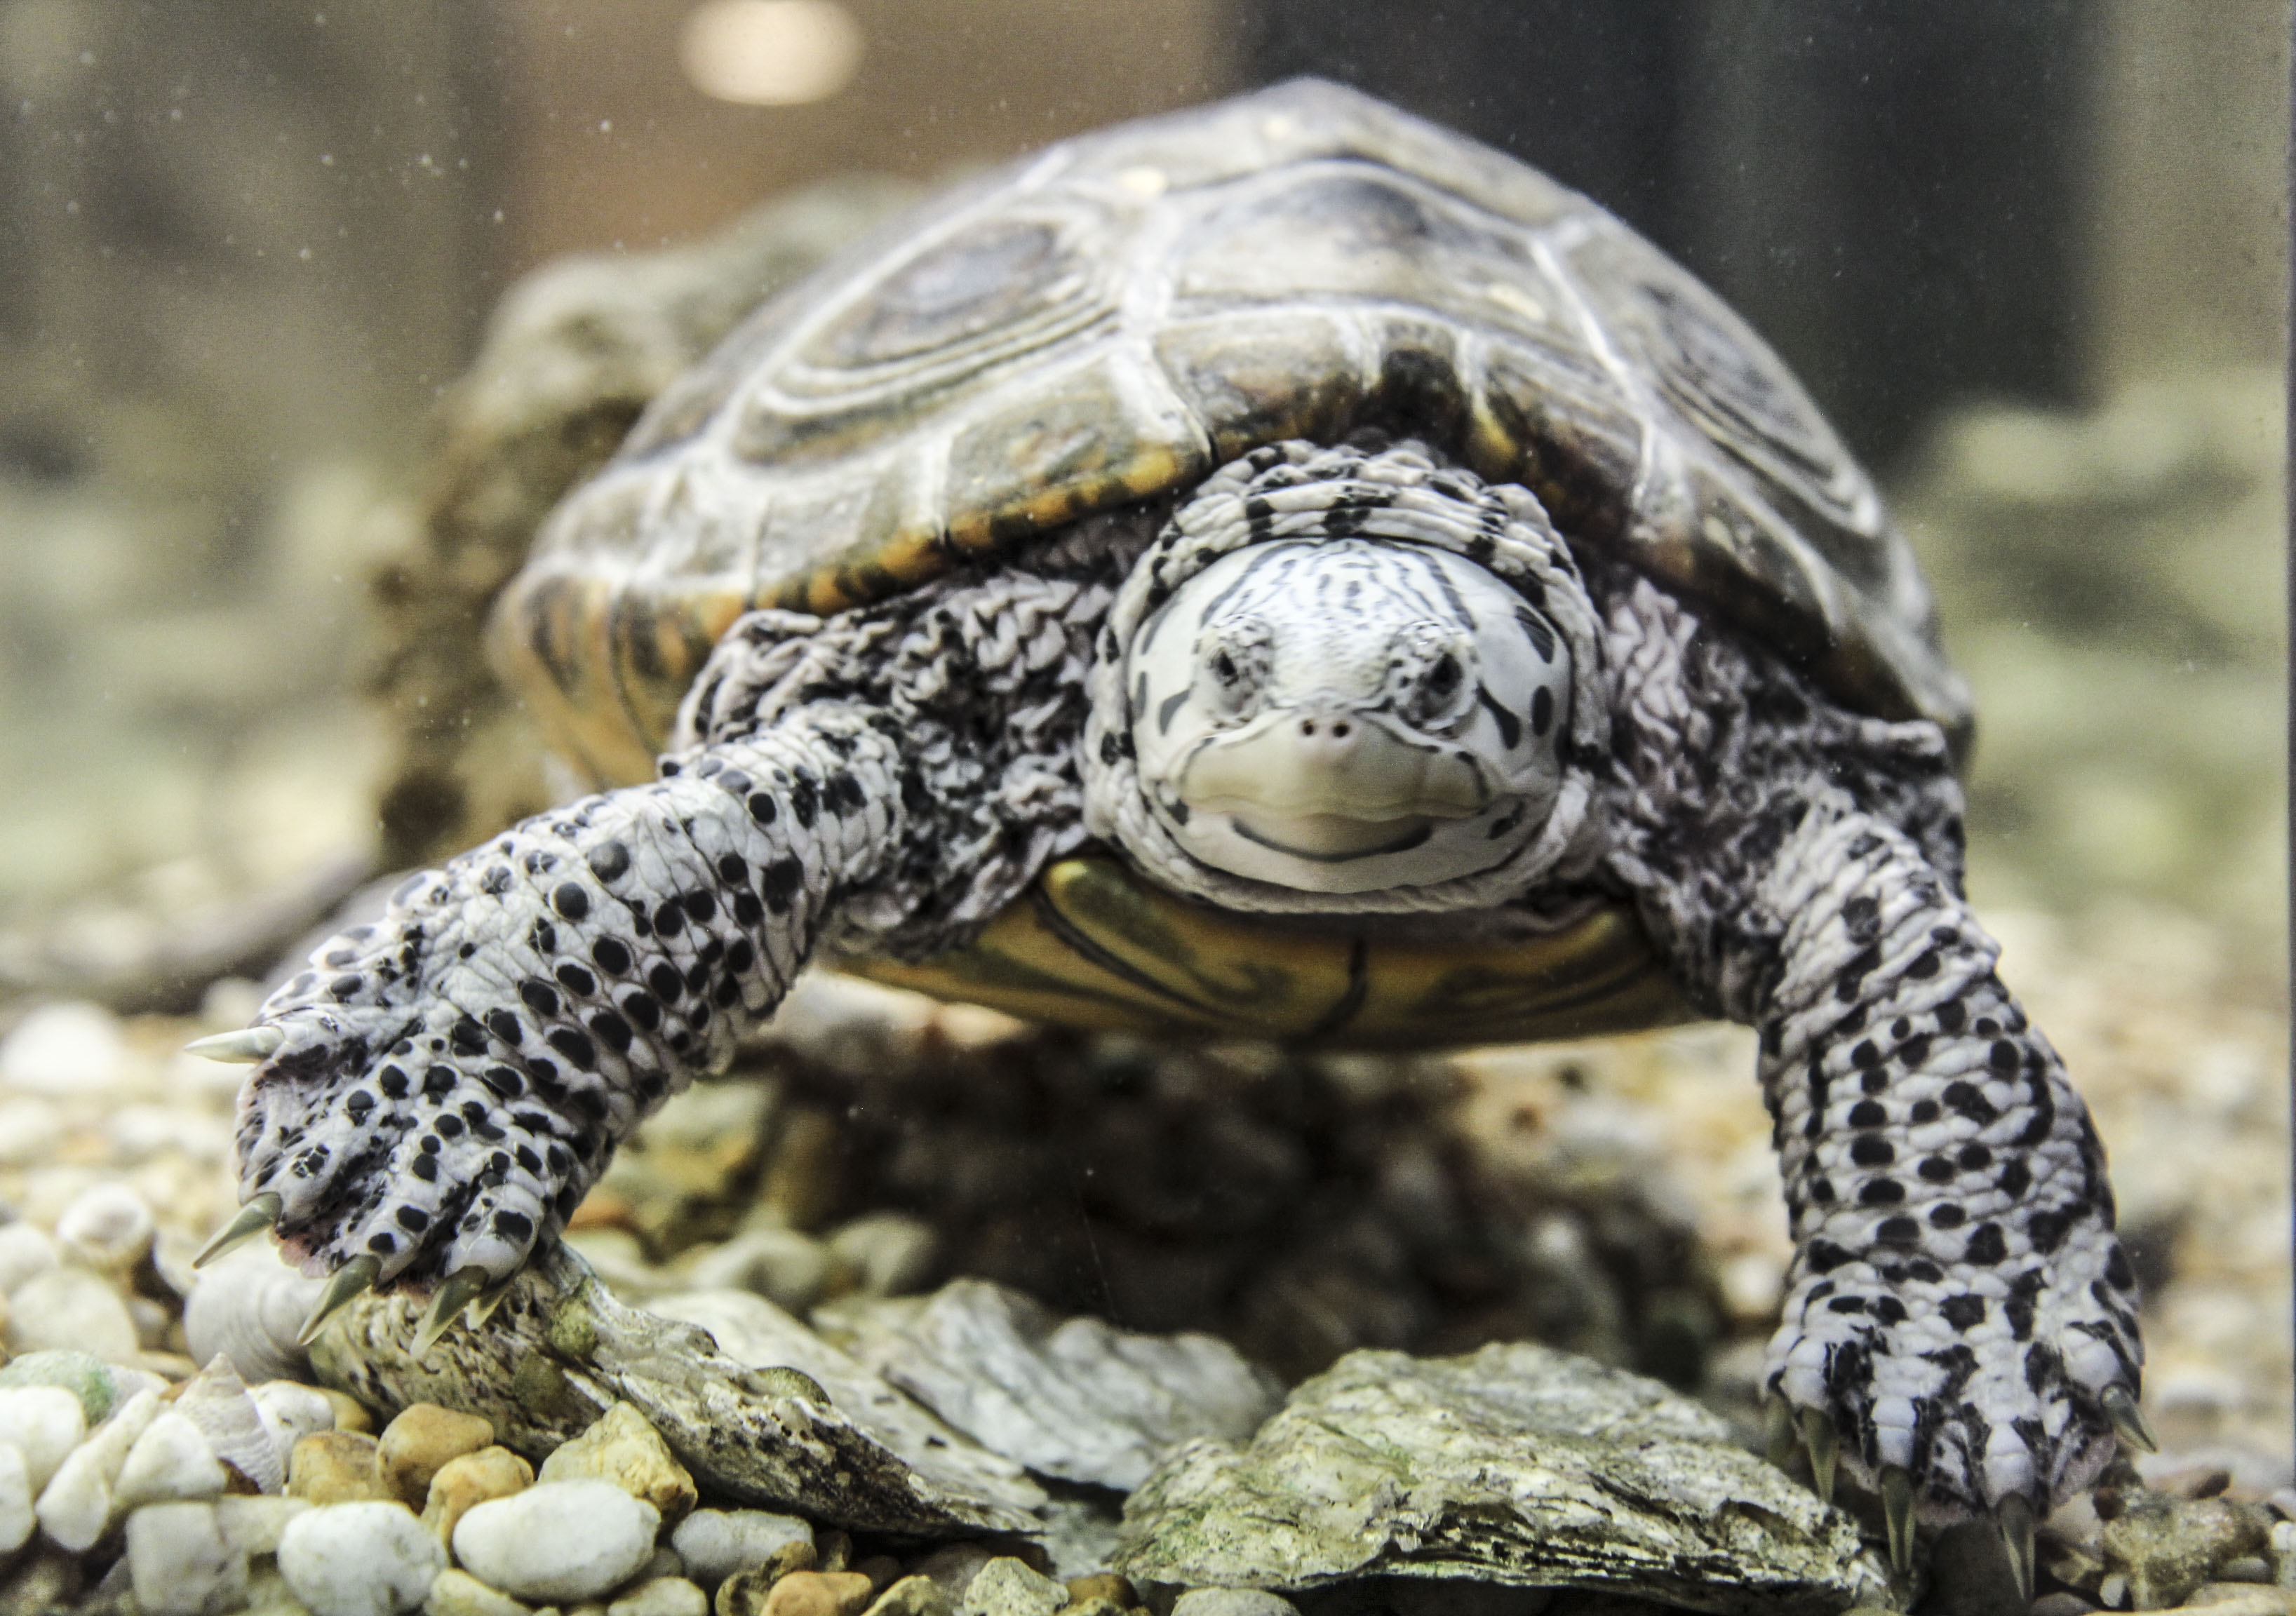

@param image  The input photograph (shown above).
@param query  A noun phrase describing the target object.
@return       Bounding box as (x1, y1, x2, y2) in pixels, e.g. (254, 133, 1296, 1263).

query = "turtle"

(190, 79, 2143, 1561)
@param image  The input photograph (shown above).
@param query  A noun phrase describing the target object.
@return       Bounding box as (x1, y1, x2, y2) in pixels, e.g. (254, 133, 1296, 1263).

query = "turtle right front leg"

(205, 703, 911, 1337)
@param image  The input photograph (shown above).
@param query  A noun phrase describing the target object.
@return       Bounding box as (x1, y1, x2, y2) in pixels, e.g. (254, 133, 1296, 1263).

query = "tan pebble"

(714, 1543, 824, 1615)
(760, 1570, 875, 1616)
(422, 1445, 535, 1546)
(608, 1577, 709, 1616)
(537, 1402, 697, 1526)
(318, 1388, 372, 1434)
(1066, 1576, 1134, 1606)
(379, 1401, 495, 1507)
(285, 1429, 393, 1504)
(428, 1566, 537, 1616)
(861, 1576, 952, 1616)
(854, 1556, 901, 1595)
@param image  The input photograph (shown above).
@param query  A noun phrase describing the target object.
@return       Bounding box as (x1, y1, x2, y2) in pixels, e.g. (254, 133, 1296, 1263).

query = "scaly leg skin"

(1597, 570, 2141, 1537)
(1756, 793, 2138, 1529)
(230, 706, 906, 1301)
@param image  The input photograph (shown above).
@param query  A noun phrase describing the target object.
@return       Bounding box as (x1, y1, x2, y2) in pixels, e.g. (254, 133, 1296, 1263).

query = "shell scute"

(502, 76, 1970, 780)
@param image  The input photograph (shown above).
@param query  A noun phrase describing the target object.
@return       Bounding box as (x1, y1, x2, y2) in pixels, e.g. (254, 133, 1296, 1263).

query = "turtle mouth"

(1227, 812, 1436, 861)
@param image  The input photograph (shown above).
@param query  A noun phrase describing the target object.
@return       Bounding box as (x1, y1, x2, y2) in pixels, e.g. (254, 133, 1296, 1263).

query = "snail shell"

(183, 1245, 325, 1388)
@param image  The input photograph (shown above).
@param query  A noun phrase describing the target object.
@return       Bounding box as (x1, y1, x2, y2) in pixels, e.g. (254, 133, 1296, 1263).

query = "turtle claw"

(1799, 1407, 1838, 1504)
(2104, 1385, 2158, 1455)
(184, 1026, 284, 1064)
(413, 1267, 491, 1355)
(1881, 1465, 1916, 1576)
(194, 1194, 282, 1268)
(297, 1256, 380, 1345)
(1763, 1396, 1798, 1469)
(1997, 1494, 2036, 1603)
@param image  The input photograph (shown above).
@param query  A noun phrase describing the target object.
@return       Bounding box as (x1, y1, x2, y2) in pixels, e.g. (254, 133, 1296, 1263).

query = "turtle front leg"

(1752, 791, 2141, 1551)
(209, 705, 909, 1333)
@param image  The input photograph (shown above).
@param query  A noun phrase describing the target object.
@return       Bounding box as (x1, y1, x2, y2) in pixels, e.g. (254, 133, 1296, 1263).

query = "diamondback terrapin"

(194, 80, 2141, 1553)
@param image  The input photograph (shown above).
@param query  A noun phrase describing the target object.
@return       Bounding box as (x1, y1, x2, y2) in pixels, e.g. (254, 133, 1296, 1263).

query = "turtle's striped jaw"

(1127, 537, 1573, 895)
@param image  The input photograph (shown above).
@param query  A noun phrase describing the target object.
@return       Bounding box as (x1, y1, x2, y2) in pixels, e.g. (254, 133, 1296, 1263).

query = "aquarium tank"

(0, 4, 2283, 1612)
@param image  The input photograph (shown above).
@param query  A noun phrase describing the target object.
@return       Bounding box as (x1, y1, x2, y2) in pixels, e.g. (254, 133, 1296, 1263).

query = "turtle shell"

(492, 76, 1971, 789)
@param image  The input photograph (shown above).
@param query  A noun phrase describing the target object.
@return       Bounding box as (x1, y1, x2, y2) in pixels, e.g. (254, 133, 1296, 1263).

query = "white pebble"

(8, 1265, 140, 1361)
(114, 1410, 229, 1508)
(0, 1001, 126, 1095)
(276, 1500, 444, 1616)
(424, 1568, 535, 1616)
(36, 1385, 161, 1551)
(668, 1507, 812, 1586)
(0, 1442, 30, 1553)
(452, 1478, 662, 1602)
(127, 1500, 250, 1616)
(0, 1385, 87, 1490)
(0, 1224, 60, 1295)
(609, 1576, 709, 1616)
(1170, 1593, 1304, 1616)
(215, 1493, 311, 1556)
(54, 1182, 155, 1271)
(0, 1102, 63, 1169)
(253, 1379, 339, 1473)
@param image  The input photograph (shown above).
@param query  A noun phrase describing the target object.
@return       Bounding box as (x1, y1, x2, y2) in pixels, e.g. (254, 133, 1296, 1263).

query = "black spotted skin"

(1595, 565, 2135, 1521)
(231, 453, 2131, 1530)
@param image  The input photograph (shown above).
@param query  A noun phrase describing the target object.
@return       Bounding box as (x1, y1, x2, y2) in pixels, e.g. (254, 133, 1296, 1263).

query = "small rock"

(958, 1558, 1067, 1616)
(0, 1386, 85, 1492)
(321, 1387, 375, 1433)
(912, 1546, 995, 1603)
(671, 1508, 813, 1586)
(0, 1227, 59, 1296)
(1170, 1594, 1300, 1616)
(6, 1265, 139, 1361)
(253, 1379, 340, 1472)
(539, 1401, 697, 1525)
(762, 1570, 875, 1616)
(378, 1402, 495, 1507)
(0, 1002, 126, 1095)
(422, 1444, 534, 1546)
(126, 1500, 249, 1616)
(35, 1383, 161, 1551)
(717, 1542, 822, 1610)
(827, 1213, 940, 1298)
(1065, 1578, 1134, 1608)
(425, 1568, 535, 1616)
(181, 1243, 323, 1385)
(609, 1577, 709, 1616)
(214, 1493, 311, 1556)
(685, 1229, 834, 1313)
(0, 1103, 62, 1171)
(288, 1429, 394, 1504)
(114, 1409, 229, 1507)
(0, 1445, 28, 1554)
(53, 1182, 154, 1272)
(0, 1348, 117, 1425)
(276, 1500, 445, 1616)
(453, 1478, 662, 1602)
(864, 1577, 954, 1616)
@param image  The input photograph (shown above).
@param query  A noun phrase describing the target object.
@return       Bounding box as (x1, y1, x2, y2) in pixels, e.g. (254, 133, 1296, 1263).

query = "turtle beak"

(1174, 701, 1491, 829)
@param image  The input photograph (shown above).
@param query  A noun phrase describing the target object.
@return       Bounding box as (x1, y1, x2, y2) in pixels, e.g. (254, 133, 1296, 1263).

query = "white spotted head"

(1124, 537, 1573, 892)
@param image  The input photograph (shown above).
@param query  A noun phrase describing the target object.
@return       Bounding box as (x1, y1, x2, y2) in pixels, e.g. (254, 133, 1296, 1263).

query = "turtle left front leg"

(1750, 790, 2142, 1552)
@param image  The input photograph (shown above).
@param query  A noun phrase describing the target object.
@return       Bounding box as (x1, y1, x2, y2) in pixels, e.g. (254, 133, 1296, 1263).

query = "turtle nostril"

(1301, 720, 1317, 736)
(1332, 722, 1350, 738)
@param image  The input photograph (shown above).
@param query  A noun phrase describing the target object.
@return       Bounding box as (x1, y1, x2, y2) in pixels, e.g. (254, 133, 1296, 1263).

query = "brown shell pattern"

(492, 76, 1971, 792)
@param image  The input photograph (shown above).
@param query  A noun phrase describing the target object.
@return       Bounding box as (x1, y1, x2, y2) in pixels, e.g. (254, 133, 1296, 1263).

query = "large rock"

(829, 1279, 1281, 1490)
(1116, 1341, 1890, 1616)
(309, 1243, 1040, 1537)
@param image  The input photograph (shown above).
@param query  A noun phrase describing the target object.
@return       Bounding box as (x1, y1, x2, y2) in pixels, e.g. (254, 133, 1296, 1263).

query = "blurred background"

(0, 0, 2283, 1468)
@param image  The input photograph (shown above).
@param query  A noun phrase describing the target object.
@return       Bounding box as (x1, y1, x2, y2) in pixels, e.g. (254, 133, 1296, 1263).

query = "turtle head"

(1126, 537, 1575, 894)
